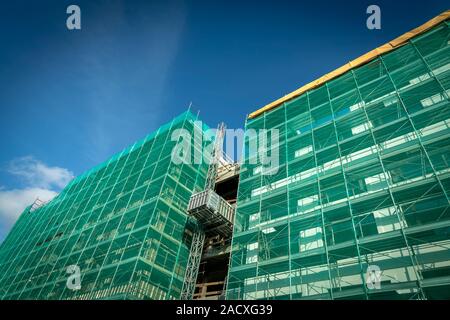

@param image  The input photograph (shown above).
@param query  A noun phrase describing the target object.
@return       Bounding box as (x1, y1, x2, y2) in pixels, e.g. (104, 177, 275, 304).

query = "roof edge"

(248, 10, 450, 119)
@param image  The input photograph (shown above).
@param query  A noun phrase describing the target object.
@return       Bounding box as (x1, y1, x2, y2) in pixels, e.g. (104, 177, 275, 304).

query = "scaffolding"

(0, 111, 211, 300)
(227, 19, 450, 300)
(180, 222, 205, 300)
(181, 123, 236, 300)
(0, 11, 448, 302)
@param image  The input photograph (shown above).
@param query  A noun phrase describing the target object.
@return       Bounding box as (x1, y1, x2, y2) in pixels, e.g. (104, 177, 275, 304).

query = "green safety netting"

(0, 111, 211, 300)
(227, 21, 450, 300)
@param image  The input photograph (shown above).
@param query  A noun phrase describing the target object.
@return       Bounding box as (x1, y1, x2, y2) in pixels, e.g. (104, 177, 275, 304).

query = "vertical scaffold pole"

(180, 224, 205, 300)
(181, 122, 227, 300)
(205, 123, 226, 191)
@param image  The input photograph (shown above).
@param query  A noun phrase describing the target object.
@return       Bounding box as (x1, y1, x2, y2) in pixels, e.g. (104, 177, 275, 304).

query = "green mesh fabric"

(227, 21, 450, 300)
(0, 111, 210, 300)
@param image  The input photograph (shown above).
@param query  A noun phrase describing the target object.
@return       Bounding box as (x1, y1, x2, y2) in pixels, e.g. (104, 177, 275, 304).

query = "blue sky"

(0, 0, 448, 242)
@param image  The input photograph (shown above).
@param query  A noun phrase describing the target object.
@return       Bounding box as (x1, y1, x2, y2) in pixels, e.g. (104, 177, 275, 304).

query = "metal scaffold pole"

(205, 122, 226, 191)
(180, 122, 235, 300)
(180, 223, 205, 300)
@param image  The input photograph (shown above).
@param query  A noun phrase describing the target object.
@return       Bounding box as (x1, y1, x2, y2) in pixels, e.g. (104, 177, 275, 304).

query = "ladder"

(180, 223, 205, 300)
(180, 123, 230, 300)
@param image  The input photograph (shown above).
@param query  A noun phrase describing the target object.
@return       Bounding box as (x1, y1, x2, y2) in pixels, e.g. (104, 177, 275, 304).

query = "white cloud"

(7, 156, 74, 189)
(0, 188, 57, 224)
(0, 157, 73, 242)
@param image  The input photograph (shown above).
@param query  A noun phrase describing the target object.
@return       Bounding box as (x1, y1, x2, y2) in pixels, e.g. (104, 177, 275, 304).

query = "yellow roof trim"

(248, 10, 450, 119)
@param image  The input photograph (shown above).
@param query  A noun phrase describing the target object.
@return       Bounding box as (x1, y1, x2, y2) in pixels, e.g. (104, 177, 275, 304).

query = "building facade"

(0, 111, 210, 300)
(0, 13, 449, 301)
(227, 19, 450, 300)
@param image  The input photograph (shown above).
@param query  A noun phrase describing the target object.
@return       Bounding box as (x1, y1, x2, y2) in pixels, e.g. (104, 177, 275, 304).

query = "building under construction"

(227, 11, 450, 300)
(0, 11, 449, 300)
(0, 111, 237, 300)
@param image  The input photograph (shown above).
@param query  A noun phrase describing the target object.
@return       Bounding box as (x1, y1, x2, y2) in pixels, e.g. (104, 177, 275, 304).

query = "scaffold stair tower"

(180, 123, 236, 300)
